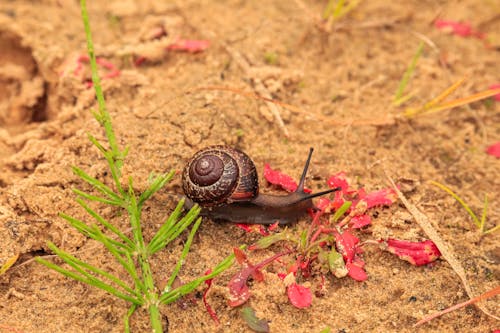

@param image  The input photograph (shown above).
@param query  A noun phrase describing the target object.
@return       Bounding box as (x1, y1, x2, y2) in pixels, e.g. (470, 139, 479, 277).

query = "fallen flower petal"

(435, 19, 473, 37)
(385, 239, 441, 266)
(350, 214, 371, 228)
(327, 172, 350, 194)
(346, 260, 368, 281)
(287, 283, 312, 308)
(334, 230, 359, 262)
(167, 39, 210, 53)
(240, 306, 270, 332)
(486, 142, 500, 158)
(263, 163, 298, 192)
(359, 188, 397, 209)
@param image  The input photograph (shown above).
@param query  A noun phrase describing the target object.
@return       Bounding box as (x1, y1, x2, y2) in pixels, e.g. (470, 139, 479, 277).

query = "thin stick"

(414, 286, 500, 327)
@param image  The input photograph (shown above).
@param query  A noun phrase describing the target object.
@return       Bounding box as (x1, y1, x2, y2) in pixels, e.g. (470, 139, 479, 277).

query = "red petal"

(486, 142, 500, 158)
(287, 283, 312, 308)
(351, 215, 371, 228)
(346, 261, 368, 281)
(167, 39, 210, 53)
(334, 230, 359, 262)
(316, 197, 331, 210)
(386, 239, 441, 266)
(359, 188, 397, 209)
(435, 19, 473, 37)
(263, 164, 298, 192)
(236, 223, 253, 233)
(327, 172, 350, 193)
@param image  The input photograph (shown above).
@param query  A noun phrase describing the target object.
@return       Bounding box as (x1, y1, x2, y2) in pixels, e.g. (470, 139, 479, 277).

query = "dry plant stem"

(414, 286, 500, 327)
(214, 39, 289, 137)
(385, 173, 500, 322)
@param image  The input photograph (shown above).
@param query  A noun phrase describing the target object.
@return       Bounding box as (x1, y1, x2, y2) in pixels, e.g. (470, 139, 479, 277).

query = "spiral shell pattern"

(182, 146, 259, 207)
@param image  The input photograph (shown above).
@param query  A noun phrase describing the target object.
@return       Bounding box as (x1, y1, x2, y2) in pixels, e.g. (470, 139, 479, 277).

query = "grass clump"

(36, 1, 234, 332)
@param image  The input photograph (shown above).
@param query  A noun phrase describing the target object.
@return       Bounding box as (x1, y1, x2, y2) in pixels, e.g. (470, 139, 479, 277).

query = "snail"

(182, 146, 340, 225)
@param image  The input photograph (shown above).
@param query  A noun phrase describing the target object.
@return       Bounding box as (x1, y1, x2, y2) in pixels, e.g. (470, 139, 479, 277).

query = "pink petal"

(489, 84, 500, 101)
(359, 188, 397, 209)
(346, 260, 368, 281)
(435, 19, 473, 37)
(167, 39, 210, 53)
(327, 172, 350, 193)
(386, 239, 441, 266)
(351, 214, 371, 228)
(263, 164, 298, 192)
(236, 223, 253, 233)
(486, 142, 500, 158)
(287, 283, 312, 308)
(334, 230, 359, 262)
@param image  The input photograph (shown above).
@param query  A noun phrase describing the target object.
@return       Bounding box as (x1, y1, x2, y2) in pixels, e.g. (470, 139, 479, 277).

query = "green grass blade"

(139, 171, 176, 206)
(60, 213, 129, 252)
(150, 202, 201, 254)
(394, 42, 424, 103)
(124, 304, 137, 333)
(73, 188, 122, 206)
(159, 252, 235, 304)
(46, 242, 141, 300)
(166, 217, 202, 290)
(72, 166, 122, 202)
(75, 198, 134, 248)
(484, 224, 500, 234)
(331, 201, 352, 223)
(430, 181, 481, 228)
(148, 199, 185, 253)
(90, 225, 142, 286)
(36, 255, 141, 305)
(480, 194, 488, 232)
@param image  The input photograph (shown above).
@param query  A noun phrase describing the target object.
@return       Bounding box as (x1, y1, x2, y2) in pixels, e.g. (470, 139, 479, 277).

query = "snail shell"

(182, 146, 259, 207)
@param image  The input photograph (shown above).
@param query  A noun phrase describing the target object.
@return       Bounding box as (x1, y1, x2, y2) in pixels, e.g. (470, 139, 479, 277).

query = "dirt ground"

(0, 0, 499, 332)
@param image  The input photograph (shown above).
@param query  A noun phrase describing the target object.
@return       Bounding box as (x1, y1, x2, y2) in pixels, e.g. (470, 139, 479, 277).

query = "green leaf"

(330, 201, 352, 223)
(240, 306, 269, 332)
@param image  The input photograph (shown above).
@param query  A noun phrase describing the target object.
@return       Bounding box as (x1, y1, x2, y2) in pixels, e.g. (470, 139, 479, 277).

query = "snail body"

(182, 146, 339, 225)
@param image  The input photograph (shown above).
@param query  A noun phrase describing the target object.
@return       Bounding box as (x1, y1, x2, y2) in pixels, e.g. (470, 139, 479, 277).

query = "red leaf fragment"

(385, 239, 441, 266)
(358, 188, 397, 209)
(228, 249, 291, 307)
(346, 259, 368, 281)
(263, 164, 298, 192)
(166, 39, 210, 53)
(350, 214, 371, 228)
(490, 84, 500, 101)
(202, 269, 220, 324)
(287, 283, 312, 308)
(434, 19, 485, 39)
(486, 142, 500, 158)
(327, 172, 350, 194)
(333, 230, 368, 281)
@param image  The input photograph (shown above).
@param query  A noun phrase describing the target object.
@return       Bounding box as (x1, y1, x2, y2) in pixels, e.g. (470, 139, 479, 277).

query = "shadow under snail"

(182, 146, 340, 225)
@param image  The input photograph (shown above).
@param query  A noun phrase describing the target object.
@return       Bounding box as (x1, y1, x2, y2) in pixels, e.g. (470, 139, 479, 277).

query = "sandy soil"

(0, 0, 499, 332)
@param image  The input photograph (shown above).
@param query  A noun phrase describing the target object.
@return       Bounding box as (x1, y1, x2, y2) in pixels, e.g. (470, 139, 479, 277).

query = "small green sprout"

(35, 1, 234, 332)
(393, 42, 424, 106)
(430, 181, 499, 234)
(263, 51, 279, 65)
